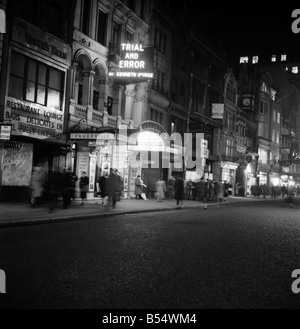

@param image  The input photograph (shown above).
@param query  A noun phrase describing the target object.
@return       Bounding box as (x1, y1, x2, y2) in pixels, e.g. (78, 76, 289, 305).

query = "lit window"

(240, 57, 249, 64)
(252, 56, 259, 64)
(281, 54, 287, 62)
(292, 67, 299, 74)
(271, 55, 276, 62)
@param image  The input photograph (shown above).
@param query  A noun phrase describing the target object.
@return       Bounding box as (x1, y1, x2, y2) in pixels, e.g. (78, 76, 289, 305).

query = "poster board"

(89, 156, 97, 192)
(2, 142, 33, 186)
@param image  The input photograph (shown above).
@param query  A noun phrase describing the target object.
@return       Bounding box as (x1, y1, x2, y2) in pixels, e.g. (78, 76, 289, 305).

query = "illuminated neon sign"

(109, 43, 154, 80)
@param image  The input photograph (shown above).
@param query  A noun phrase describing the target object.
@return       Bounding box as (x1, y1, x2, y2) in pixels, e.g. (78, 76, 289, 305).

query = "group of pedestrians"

(187, 178, 230, 203)
(31, 166, 231, 212)
(98, 169, 124, 209)
(133, 175, 185, 208)
(30, 166, 89, 213)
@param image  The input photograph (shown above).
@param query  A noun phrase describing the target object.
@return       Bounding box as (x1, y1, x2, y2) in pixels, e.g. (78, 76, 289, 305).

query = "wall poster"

(2, 142, 33, 186)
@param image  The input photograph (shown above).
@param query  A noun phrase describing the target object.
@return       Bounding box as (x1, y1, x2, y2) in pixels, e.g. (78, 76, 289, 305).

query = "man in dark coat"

(63, 169, 78, 209)
(108, 169, 118, 209)
(174, 177, 184, 208)
(99, 174, 107, 201)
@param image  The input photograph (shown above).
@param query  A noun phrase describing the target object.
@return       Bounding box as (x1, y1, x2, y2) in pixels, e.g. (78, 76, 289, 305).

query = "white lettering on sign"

(119, 60, 145, 69)
(5, 97, 64, 140)
(121, 44, 144, 52)
(70, 133, 115, 140)
(0, 270, 6, 294)
(114, 43, 154, 80)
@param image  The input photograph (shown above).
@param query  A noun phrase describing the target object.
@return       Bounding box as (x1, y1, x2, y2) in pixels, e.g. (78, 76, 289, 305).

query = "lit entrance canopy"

(137, 131, 165, 152)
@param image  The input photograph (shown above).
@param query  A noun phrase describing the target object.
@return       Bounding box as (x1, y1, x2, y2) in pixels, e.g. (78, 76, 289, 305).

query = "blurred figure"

(30, 166, 46, 207)
(115, 169, 124, 200)
(48, 170, 64, 213)
(108, 169, 118, 209)
(79, 171, 89, 206)
(216, 180, 225, 203)
(98, 173, 107, 204)
(281, 185, 288, 199)
(167, 176, 176, 199)
(261, 184, 267, 199)
(198, 177, 205, 202)
(156, 177, 166, 203)
(63, 168, 78, 209)
(134, 175, 144, 200)
(174, 177, 184, 208)
(235, 182, 241, 196)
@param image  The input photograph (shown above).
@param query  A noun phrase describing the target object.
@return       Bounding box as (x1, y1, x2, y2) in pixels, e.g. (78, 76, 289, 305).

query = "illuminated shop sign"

(109, 43, 154, 80)
(4, 97, 64, 141)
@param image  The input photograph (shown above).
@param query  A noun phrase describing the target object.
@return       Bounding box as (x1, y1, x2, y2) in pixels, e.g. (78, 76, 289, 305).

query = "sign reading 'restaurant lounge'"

(109, 43, 154, 80)
(4, 97, 64, 141)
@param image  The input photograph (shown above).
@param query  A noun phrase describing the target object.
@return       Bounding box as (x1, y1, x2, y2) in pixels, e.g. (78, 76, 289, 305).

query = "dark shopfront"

(0, 137, 69, 202)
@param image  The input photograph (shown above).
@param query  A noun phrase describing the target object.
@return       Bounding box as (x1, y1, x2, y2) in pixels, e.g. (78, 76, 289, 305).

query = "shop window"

(9, 51, 64, 111)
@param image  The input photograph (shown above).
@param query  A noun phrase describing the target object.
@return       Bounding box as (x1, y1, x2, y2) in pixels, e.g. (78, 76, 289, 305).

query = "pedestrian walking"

(98, 174, 107, 204)
(134, 175, 144, 200)
(174, 177, 184, 208)
(216, 180, 225, 203)
(203, 180, 209, 203)
(108, 169, 118, 209)
(167, 176, 176, 199)
(79, 171, 89, 206)
(115, 169, 124, 200)
(198, 177, 205, 202)
(30, 166, 46, 207)
(63, 169, 78, 209)
(156, 178, 166, 203)
(48, 170, 64, 213)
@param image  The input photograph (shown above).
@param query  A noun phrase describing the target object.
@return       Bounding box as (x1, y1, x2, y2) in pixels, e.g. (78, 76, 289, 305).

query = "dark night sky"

(187, 5, 300, 61)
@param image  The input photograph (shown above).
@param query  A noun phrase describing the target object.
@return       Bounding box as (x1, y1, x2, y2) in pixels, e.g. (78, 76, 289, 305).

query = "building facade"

(0, 0, 75, 201)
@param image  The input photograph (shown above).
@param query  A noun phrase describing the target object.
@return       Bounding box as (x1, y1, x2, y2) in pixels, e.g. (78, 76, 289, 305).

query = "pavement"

(0, 195, 271, 228)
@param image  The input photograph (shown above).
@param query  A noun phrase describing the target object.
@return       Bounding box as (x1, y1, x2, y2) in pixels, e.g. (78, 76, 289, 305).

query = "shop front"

(127, 130, 167, 199)
(0, 18, 71, 201)
(70, 131, 121, 200)
(221, 161, 239, 194)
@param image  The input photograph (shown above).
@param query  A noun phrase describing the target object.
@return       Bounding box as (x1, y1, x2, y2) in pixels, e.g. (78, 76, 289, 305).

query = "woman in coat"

(30, 166, 46, 207)
(156, 178, 166, 203)
(134, 176, 143, 199)
(216, 180, 225, 202)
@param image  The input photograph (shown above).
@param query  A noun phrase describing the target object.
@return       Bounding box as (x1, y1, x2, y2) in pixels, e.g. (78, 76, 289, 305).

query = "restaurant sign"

(4, 97, 64, 142)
